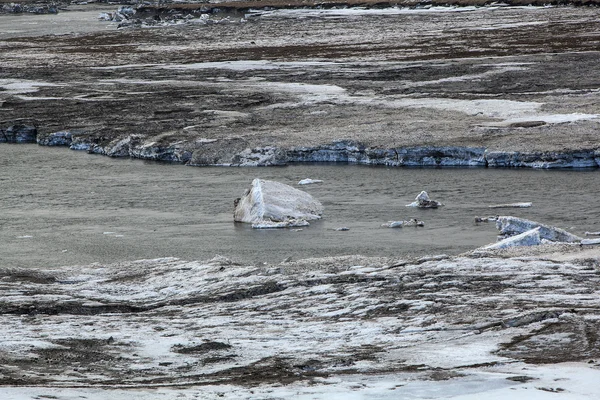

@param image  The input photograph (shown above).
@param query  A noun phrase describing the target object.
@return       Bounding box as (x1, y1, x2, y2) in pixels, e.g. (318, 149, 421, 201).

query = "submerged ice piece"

(488, 202, 532, 209)
(298, 178, 323, 185)
(496, 216, 583, 243)
(234, 179, 323, 228)
(406, 191, 442, 208)
(382, 219, 425, 228)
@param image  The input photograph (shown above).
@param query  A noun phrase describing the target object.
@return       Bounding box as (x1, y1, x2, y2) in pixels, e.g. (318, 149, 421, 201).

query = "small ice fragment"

(489, 202, 532, 209)
(382, 219, 424, 228)
(405, 191, 442, 208)
(475, 216, 498, 223)
(581, 238, 600, 246)
(298, 178, 323, 185)
(382, 221, 404, 228)
(103, 232, 115, 235)
(17, 235, 33, 239)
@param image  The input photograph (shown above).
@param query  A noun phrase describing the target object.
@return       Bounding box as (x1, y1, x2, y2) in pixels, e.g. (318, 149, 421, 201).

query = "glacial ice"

(233, 179, 323, 228)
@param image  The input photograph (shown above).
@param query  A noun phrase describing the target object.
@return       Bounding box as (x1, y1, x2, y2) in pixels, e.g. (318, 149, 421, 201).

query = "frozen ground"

(0, 246, 599, 398)
(2, 4, 600, 398)
(1, 5, 600, 163)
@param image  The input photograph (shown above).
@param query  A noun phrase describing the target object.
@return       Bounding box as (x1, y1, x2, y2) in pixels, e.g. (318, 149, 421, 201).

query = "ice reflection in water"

(1, 144, 598, 268)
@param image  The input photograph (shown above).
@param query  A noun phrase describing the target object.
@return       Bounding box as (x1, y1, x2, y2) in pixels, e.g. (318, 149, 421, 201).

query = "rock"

(233, 179, 323, 228)
(298, 178, 323, 185)
(37, 130, 72, 146)
(496, 216, 583, 243)
(406, 191, 442, 208)
(482, 227, 542, 250)
(489, 202, 532, 209)
(0, 125, 37, 143)
(382, 219, 424, 228)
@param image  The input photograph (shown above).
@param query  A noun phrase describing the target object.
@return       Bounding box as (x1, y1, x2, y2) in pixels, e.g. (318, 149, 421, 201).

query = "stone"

(481, 227, 542, 250)
(406, 191, 442, 208)
(496, 216, 583, 243)
(0, 125, 37, 143)
(234, 179, 323, 228)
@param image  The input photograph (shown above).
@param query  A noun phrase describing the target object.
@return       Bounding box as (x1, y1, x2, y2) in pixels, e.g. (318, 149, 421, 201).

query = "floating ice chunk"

(252, 219, 310, 229)
(98, 12, 112, 21)
(496, 216, 582, 243)
(489, 202, 532, 209)
(298, 178, 323, 185)
(581, 238, 600, 246)
(406, 191, 442, 208)
(17, 235, 33, 239)
(482, 227, 542, 250)
(474, 216, 498, 223)
(234, 179, 323, 228)
(383, 221, 404, 228)
(382, 219, 425, 228)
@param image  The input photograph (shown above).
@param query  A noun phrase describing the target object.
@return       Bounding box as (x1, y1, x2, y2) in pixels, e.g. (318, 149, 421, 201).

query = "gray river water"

(0, 7, 118, 39)
(1, 144, 599, 268)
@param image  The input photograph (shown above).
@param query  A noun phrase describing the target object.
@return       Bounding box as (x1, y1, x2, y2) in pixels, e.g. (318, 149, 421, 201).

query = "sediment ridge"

(30, 129, 600, 168)
(4, 124, 599, 168)
(2, 4, 600, 170)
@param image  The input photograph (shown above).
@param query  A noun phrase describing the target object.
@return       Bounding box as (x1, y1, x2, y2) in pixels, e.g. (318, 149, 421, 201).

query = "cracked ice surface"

(0, 251, 599, 398)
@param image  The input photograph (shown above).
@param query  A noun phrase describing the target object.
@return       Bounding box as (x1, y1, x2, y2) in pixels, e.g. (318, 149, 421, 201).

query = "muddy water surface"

(1, 144, 599, 268)
(0, 8, 118, 39)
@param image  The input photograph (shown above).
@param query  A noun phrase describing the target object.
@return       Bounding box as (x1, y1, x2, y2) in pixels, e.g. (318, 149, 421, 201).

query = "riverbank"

(2, 5, 600, 168)
(1, 244, 599, 398)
